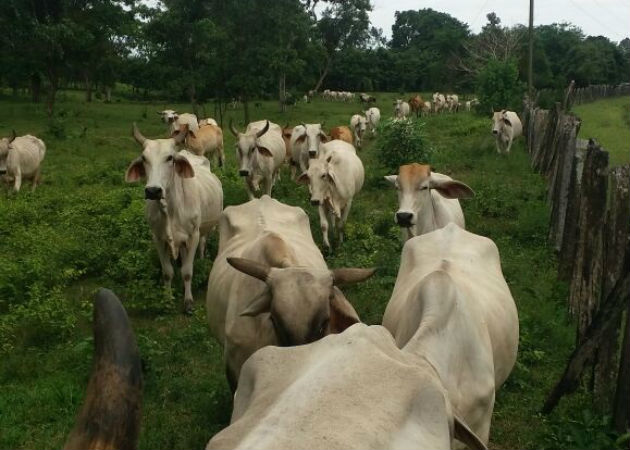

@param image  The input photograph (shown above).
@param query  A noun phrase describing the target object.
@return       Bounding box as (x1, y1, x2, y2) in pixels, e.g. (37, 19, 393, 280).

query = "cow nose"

(145, 186, 163, 200)
(492, 130, 498, 135)
(239, 170, 249, 177)
(308, 150, 317, 158)
(395, 212, 413, 227)
(311, 199, 320, 206)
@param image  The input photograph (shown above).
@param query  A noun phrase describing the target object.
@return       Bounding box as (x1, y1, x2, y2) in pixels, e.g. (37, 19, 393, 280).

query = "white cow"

(289, 123, 328, 173)
(158, 110, 199, 135)
(446, 94, 460, 113)
(365, 107, 380, 135)
(349, 114, 368, 148)
(465, 98, 479, 112)
(205, 195, 374, 389)
(125, 124, 223, 314)
(0, 131, 46, 192)
(199, 118, 218, 126)
(492, 110, 523, 154)
(385, 163, 473, 241)
(394, 99, 410, 119)
(421, 101, 432, 116)
(206, 324, 487, 450)
(383, 223, 519, 445)
(229, 120, 286, 199)
(432, 93, 446, 113)
(298, 141, 363, 250)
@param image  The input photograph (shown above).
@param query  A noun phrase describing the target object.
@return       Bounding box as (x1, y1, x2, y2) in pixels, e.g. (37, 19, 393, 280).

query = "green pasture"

(0, 93, 624, 449)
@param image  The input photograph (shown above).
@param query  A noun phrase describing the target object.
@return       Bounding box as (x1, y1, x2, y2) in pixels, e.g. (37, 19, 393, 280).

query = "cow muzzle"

(310, 199, 320, 206)
(145, 186, 163, 200)
(395, 211, 413, 227)
(308, 150, 317, 159)
(239, 169, 250, 177)
(492, 129, 499, 135)
(0, 168, 6, 175)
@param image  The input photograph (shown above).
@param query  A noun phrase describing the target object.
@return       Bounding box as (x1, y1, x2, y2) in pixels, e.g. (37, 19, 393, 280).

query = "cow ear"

(188, 129, 197, 139)
(174, 155, 194, 178)
(319, 132, 330, 142)
(240, 289, 272, 317)
(384, 175, 397, 186)
(332, 267, 376, 285)
(125, 157, 145, 182)
(296, 134, 307, 144)
(329, 287, 360, 333)
(453, 414, 487, 450)
(257, 146, 273, 157)
(296, 172, 309, 185)
(502, 118, 512, 127)
(326, 155, 332, 163)
(429, 178, 474, 199)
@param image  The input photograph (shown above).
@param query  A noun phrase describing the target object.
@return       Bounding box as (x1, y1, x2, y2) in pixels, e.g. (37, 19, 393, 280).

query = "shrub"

(374, 118, 433, 171)
(476, 58, 525, 113)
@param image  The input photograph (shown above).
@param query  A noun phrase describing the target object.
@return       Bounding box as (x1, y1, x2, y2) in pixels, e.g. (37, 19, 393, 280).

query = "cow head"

(385, 163, 474, 229)
(296, 155, 336, 206)
(125, 123, 191, 200)
(352, 115, 367, 136)
(228, 257, 375, 345)
(230, 120, 272, 177)
(492, 110, 511, 136)
(0, 130, 16, 174)
(157, 109, 178, 124)
(294, 123, 328, 159)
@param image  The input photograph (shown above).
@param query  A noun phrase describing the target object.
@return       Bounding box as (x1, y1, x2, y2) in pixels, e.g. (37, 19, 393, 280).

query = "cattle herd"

(2, 93, 525, 450)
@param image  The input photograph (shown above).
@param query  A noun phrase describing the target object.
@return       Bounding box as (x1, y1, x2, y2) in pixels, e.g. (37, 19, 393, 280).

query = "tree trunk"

(279, 73, 286, 113)
(46, 69, 58, 118)
(242, 96, 250, 125)
(31, 72, 41, 103)
(84, 71, 92, 102)
(189, 83, 198, 116)
(313, 56, 332, 92)
(105, 86, 112, 103)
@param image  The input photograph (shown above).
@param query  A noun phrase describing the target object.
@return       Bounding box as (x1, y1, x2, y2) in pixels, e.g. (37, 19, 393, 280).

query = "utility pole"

(528, 0, 534, 101)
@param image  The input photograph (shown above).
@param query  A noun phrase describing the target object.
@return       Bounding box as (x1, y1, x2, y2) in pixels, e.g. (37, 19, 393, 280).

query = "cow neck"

(164, 170, 192, 221)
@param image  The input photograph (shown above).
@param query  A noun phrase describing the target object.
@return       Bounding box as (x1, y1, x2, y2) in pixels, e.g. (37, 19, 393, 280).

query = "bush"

(476, 58, 525, 113)
(374, 118, 433, 171)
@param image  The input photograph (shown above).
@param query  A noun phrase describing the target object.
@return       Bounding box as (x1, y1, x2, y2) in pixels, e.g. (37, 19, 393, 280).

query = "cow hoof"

(184, 301, 194, 315)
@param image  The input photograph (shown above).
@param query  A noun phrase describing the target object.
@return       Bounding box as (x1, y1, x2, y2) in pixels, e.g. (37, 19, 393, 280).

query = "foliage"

(374, 118, 432, 171)
(476, 58, 525, 112)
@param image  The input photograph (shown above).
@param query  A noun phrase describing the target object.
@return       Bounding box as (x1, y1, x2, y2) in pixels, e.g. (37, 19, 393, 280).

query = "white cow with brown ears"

(385, 163, 473, 241)
(125, 123, 223, 314)
(0, 130, 46, 192)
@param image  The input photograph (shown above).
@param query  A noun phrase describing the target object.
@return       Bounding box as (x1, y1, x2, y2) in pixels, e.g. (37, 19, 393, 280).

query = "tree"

(476, 58, 524, 112)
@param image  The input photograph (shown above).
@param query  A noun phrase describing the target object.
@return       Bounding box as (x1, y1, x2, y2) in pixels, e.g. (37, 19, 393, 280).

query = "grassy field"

(573, 96, 630, 167)
(0, 92, 624, 449)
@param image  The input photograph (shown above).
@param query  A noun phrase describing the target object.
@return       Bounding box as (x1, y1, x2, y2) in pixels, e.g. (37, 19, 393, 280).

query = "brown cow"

(409, 95, 424, 118)
(329, 126, 353, 145)
(173, 123, 225, 168)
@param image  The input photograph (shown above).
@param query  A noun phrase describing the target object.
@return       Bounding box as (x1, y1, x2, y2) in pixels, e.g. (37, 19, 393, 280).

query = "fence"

(535, 82, 630, 108)
(521, 97, 630, 432)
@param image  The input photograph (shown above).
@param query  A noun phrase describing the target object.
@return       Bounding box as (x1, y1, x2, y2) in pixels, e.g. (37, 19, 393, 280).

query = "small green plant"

(47, 117, 66, 139)
(374, 118, 433, 171)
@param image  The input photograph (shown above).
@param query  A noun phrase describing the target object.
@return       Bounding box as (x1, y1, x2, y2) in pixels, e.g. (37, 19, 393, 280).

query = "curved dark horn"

(229, 119, 239, 137)
(64, 288, 142, 450)
(9, 129, 16, 143)
(131, 123, 146, 146)
(255, 120, 270, 139)
(227, 257, 270, 282)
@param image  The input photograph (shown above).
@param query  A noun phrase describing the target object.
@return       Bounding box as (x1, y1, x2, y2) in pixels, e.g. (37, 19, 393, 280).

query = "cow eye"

(166, 155, 173, 162)
(318, 318, 329, 337)
(141, 155, 146, 162)
(321, 174, 326, 179)
(420, 186, 428, 190)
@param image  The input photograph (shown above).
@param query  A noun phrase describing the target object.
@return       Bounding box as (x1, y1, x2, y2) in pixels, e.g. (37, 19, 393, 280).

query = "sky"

(369, 0, 630, 42)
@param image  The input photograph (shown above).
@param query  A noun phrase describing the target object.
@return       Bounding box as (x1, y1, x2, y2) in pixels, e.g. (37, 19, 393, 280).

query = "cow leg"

(318, 205, 331, 250)
(495, 139, 502, 154)
(198, 235, 206, 258)
(180, 230, 200, 314)
(338, 199, 352, 245)
(154, 238, 174, 290)
(263, 176, 273, 197)
(13, 169, 22, 192)
(218, 142, 225, 168)
(505, 137, 513, 154)
(32, 168, 41, 192)
(245, 177, 255, 200)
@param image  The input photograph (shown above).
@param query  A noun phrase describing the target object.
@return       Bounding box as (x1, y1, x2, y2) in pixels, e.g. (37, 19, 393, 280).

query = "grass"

(0, 91, 624, 449)
(573, 96, 630, 167)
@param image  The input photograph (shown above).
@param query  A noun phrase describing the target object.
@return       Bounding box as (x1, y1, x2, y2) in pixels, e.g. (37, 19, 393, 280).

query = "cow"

(382, 223, 519, 445)
(408, 95, 424, 118)
(465, 98, 479, 112)
(492, 110, 523, 154)
(394, 99, 410, 119)
(157, 110, 199, 135)
(199, 118, 218, 126)
(349, 114, 368, 148)
(432, 93, 446, 114)
(297, 141, 363, 250)
(0, 131, 46, 193)
(365, 107, 381, 135)
(385, 163, 474, 241)
(229, 120, 286, 199)
(421, 100, 432, 117)
(206, 323, 487, 450)
(205, 195, 375, 389)
(173, 123, 225, 168)
(125, 123, 223, 313)
(289, 123, 328, 174)
(359, 93, 376, 104)
(446, 94, 460, 113)
(329, 125, 353, 145)
(322, 89, 331, 101)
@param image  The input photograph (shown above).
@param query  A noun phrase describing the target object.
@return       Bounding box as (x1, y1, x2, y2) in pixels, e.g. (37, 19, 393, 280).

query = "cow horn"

(229, 119, 239, 137)
(227, 257, 270, 282)
(64, 288, 142, 450)
(9, 129, 16, 143)
(156, 111, 163, 115)
(332, 267, 376, 285)
(131, 123, 146, 146)
(300, 122, 307, 129)
(255, 120, 270, 139)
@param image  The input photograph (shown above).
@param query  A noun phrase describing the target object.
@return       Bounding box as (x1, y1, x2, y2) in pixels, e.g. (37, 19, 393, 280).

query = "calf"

(0, 131, 46, 192)
(125, 124, 223, 313)
(492, 110, 523, 154)
(298, 141, 363, 250)
(385, 163, 474, 240)
(173, 123, 225, 168)
(329, 126, 353, 145)
(230, 120, 286, 199)
(349, 114, 367, 148)
(421, 100, 432, 117)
